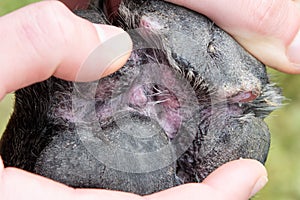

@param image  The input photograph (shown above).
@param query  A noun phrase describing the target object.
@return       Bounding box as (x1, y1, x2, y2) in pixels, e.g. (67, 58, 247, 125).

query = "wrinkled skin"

(0, 0, 282, 195)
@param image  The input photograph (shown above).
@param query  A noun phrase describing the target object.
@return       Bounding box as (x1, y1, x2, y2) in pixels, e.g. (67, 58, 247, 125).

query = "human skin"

(0, 0, 299, 199)
(166, 0, 300, 74)
(0, 156, 267, 200)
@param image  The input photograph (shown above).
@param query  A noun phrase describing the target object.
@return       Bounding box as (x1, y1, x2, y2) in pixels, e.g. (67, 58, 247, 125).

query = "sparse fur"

(0, 0, 282, 195)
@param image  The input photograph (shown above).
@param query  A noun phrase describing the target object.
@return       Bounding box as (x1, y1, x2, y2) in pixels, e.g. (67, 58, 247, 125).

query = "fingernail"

(250, 176, 268, 197)
(93, 24, 129, 43)
(288, 29, 300, 67)
(76, 24, 132, 81)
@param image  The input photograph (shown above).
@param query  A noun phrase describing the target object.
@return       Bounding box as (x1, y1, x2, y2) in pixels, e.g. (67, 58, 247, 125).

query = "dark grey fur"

(0, 0, 282, 195)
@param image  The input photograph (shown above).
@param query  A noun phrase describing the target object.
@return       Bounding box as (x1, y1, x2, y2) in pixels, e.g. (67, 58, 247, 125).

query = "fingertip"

(74, 25, 132, 82)
(270, 63, 300, 74)
(145, 160, 267, 200)
(234, 34, 300, 74)
(93, 24, 133, 78)
(203, 159, 268, 182)
(98, 28, 133, 77)
(250, 175, 268, 198)
(203, 159, 268, 199)
(93, 24, 126, 43)
(288, 29, 300, 68)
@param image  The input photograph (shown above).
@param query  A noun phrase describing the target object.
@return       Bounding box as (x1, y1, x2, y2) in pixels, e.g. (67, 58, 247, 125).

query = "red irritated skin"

(0, 0, 282, 196)
(230, 91, 259, 103)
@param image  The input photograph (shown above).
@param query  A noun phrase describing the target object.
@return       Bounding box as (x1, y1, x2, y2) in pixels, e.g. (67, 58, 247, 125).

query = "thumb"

(202, 159, 268, 200)
(146, 159, 268, 200)
(166, 0, 300, 74)
(0, 1, 132, 98)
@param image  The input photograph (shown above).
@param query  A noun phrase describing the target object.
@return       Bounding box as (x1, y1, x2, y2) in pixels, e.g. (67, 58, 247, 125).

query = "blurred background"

(1, 1, 300, 199)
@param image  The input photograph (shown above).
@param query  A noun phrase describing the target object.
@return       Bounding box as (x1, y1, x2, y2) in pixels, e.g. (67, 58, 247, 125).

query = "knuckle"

(18, 1, 74, 54)
(14, 1, 78, 79)
(44, 1, 77, 46)
(250, 0, 286, 34)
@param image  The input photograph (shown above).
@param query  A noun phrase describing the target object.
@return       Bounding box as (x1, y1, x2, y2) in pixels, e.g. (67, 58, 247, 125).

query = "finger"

(202, 159, 268, 199)
(294, 0, 300, 10)
(0, 157, 142, 200)
(0, 1, 132, 99)
(145, 159, 267, 200)
(166, 0, 300, 74)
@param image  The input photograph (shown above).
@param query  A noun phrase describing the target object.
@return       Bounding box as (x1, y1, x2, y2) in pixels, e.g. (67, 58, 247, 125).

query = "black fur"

(0, 0, 282, 195)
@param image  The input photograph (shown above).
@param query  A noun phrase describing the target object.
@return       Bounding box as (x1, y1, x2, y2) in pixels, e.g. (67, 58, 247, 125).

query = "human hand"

(0, 1, 267, 199)
(166, 0, 300, 74)
(0, 0, 132, 100)
(0, 156, 267, 200)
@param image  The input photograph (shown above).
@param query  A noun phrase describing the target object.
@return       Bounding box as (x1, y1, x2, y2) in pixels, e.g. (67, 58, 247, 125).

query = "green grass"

(254, 70, 300, 200)
(0, 94, 14, 136)
(0, 0, 38, 16)
(1, 1, 300, 199)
